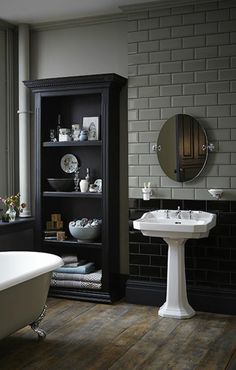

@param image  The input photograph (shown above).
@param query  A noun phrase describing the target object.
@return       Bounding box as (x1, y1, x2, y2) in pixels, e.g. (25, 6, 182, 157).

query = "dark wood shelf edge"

(48, 288, 112, 303)
(43, 140, 102, 147)
(43, 191, 102, 198)
(42, 240, 102, 248)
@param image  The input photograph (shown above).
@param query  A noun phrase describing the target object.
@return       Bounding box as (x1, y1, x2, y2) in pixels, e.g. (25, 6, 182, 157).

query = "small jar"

(72, 124, 81, 141)
(142, 188, 152, 201)
(79, 130, 88, 141)
(59, 128, 71, 142)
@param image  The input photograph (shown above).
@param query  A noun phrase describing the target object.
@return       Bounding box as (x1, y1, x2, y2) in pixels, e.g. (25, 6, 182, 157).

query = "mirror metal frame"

(156, 114, 210, 183)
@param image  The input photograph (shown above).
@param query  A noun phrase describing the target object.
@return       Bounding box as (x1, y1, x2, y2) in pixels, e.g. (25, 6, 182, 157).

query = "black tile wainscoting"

(126, 199, 236, 315)
(0, 218, 35, 251)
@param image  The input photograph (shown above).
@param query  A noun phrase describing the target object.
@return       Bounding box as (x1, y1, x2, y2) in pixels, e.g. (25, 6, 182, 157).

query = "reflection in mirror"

(157, 114, 208, 182)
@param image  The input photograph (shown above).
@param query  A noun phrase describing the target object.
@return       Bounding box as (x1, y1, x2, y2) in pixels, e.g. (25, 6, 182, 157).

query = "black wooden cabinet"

(25, 74, 127, 303)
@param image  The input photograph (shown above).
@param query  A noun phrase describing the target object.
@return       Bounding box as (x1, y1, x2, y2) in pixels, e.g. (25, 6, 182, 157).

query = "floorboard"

(0, 298, 235, 370)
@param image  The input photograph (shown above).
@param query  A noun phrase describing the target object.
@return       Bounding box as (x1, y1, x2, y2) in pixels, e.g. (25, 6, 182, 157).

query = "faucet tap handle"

(177, 206, 181, 219)
(164, 209, 169, 218)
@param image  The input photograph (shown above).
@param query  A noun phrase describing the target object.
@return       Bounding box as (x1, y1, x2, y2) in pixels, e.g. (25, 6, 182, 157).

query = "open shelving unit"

(25, 73, 127, 303)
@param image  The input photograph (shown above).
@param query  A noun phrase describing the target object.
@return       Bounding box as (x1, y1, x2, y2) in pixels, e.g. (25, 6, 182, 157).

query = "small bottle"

(57, 114, 61, 140)
(85, 168, 90, 184)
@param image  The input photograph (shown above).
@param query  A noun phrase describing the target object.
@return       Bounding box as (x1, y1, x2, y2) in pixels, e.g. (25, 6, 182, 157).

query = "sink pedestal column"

(158, 238, 195, 319)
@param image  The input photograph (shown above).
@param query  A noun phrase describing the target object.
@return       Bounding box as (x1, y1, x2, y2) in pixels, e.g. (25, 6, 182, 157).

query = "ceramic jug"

(79, 130, 88, 141)
(80, 179, 89, 192)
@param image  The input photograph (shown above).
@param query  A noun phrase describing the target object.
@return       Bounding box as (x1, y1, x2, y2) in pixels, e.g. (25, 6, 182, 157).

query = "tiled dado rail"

(126, 198, 236, 315)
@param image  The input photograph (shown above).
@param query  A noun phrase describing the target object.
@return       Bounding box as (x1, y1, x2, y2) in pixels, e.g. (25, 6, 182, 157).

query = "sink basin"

(133, 210, 216, 239)
(133, 209, 217, 319)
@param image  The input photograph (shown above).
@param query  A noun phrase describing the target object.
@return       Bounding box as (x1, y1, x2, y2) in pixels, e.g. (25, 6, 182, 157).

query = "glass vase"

(6, 204, 16, 222)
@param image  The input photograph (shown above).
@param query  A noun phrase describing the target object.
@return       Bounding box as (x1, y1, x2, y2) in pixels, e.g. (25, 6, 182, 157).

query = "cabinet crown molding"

(24, 73, 127, 92)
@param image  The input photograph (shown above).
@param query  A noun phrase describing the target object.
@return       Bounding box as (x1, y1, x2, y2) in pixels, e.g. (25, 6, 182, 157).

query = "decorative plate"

(60, 154, 78, 173)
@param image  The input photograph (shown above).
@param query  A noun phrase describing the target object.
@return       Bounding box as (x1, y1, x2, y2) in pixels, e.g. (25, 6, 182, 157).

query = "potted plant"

(0, 193, 26, 222)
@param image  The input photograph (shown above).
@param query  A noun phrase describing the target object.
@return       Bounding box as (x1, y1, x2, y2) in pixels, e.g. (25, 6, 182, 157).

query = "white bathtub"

(0, 251, 63, 340)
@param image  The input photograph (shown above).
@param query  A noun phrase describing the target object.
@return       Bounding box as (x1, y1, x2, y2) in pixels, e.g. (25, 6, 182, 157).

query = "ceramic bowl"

(69, 221, 101, 242)
(47, 178, 74, 192)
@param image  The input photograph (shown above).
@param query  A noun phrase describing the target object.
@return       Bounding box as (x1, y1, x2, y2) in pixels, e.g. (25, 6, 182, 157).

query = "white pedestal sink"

(133, 209, 216, 319)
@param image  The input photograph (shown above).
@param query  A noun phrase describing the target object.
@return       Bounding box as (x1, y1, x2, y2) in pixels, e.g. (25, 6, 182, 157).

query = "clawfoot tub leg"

(30, 305, 47, 339)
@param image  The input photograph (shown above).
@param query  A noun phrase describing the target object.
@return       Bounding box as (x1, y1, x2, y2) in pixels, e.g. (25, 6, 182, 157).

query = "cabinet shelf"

(43, 191, 102, 198)
(43, 239, 102, 249)
(48, 288, 112, 303)
(43, 141, 102, 148)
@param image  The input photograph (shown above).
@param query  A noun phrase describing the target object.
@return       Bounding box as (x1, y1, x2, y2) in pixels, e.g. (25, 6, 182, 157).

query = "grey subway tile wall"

(127, 0, 236, 200)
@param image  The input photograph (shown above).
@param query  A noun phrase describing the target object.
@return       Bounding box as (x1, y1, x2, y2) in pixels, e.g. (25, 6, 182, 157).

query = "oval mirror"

(157, 114, 208, 182)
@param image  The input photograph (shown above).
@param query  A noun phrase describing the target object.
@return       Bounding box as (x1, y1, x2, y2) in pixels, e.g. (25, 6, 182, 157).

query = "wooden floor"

(0, 297, 236, 370)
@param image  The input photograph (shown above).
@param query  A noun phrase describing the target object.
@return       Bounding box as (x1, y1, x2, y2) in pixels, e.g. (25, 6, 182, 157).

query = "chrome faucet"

(177, 206, 181, 219)
(166, 209, 169, 219)
(189, 210, 192, 219)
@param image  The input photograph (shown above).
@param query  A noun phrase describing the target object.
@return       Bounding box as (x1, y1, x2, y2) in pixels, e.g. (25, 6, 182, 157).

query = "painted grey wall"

(31, 21, 128, 79)
(128, 0, 236, 200)
(0, 31, 7, 198)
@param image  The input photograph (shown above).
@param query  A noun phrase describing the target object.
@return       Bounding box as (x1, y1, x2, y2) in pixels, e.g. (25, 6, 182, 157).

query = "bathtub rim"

(0, 251, 63, 291)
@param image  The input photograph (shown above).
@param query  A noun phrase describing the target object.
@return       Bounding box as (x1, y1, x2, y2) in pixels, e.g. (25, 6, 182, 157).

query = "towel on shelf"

(50, 279, 101, 290)
(62, 262, 78, 267)
(55, 262, 95, 274)
(52, 269, 102, 283)
(62, 259, 87, 268)
(61, 254, 78, 264)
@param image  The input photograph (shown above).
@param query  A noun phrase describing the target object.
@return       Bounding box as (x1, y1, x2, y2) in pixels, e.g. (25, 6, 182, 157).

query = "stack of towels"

(50, 254, 102, 290)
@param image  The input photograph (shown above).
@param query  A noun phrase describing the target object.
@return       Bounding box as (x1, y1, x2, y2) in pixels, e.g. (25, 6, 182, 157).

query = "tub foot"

(30, 304, 47, 339)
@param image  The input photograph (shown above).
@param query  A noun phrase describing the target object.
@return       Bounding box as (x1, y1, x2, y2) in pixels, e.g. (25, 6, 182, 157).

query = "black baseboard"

(126, 279, 236, 315)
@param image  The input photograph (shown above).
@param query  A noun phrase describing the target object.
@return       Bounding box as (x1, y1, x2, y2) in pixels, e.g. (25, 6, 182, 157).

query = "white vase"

(80, 179, 89, 193)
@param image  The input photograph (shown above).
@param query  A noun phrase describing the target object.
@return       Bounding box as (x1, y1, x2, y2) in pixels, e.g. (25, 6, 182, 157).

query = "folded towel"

(61, 254, 78, 264)
(52, 269, 102, 283)
(62, 259, 87, 268)
(50, 279, 101, 290)
(55, 262, 95, 274)
(62, 262, 78, 267)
